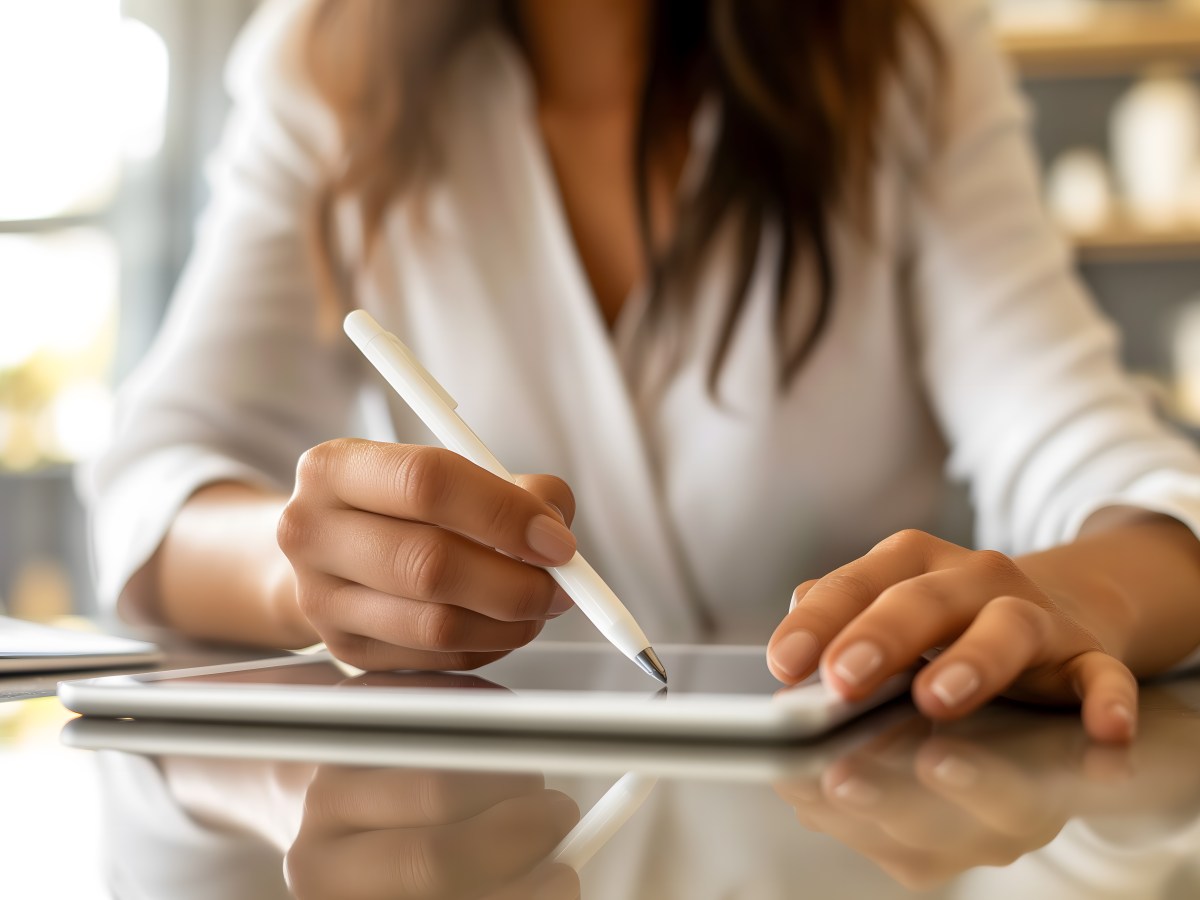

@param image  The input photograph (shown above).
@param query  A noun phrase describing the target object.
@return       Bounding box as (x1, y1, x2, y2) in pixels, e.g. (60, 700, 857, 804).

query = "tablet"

(58, 642, 912, 742)
(0, 615, 161, 674)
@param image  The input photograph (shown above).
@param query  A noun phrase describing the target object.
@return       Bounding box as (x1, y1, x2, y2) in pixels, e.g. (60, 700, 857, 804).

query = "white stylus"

(343, 310, 668, 685)
(551, 773, 659, 871)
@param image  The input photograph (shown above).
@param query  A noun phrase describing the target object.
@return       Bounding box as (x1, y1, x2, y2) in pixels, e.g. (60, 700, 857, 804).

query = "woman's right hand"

(277, 438, 579, 671)
(285, 766, 581, 900)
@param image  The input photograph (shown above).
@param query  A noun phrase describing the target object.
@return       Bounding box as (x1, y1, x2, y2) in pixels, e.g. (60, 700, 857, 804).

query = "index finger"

(767, 530, 942, 683)
(295, 439, 577, 566)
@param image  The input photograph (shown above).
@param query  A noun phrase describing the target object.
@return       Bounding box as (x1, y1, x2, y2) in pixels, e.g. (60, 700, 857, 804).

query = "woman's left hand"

(767, 529, 1138, 744)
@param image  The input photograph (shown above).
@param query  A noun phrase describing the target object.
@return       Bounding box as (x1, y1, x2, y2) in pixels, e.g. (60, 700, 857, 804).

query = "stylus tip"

(636, 647, 668, 685)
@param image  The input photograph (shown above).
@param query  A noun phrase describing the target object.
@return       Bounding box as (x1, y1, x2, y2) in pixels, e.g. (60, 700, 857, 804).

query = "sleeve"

(81, 0, 360, 609)
(908, 0, 1200, 559)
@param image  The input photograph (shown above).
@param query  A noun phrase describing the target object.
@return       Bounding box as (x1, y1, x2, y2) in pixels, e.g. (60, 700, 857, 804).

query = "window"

(0, 0, 257, 617)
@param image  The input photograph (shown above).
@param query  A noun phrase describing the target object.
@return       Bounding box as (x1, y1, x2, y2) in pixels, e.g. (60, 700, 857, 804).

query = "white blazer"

(86, 0, 1200, 646)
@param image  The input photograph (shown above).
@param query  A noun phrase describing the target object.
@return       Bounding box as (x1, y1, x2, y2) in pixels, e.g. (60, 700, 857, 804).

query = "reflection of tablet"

(61, 698, 919, 782)
(58, 642, 911, 742)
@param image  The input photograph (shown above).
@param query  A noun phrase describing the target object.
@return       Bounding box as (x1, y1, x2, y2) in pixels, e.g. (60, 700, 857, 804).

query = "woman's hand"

(767, 529, 1140, 744)
(285, 766, 580, 900)
(277, 438, 579, 672)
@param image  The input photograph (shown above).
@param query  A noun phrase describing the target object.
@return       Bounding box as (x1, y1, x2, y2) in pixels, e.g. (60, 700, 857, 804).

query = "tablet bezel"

(58, 644, 912, 742)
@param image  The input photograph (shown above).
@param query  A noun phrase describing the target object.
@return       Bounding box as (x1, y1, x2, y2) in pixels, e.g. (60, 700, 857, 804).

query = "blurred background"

(3, 0, 1200, 621)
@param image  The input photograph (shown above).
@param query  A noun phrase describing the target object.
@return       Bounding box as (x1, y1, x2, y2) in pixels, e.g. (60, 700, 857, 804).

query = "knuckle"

(414, 602, 465, 650)
(294, 443, 329, 487)
(481, 488, 523, 542)
(275, 501, 314, 557)
(817, 570, 877, 606)
(392, 446, 454, 520)
(508, 574, 555, 622)
(413, 772, 455, 821)
(296, 438, 354, 486)
(879, 528, 934, 553)
(394, 832, 447, 895)
(294, 580, 332, 622)
(322, 631, 367, 663)
(986, 595, 1047, 645)
(970, 548, 1019, 580)
(513, 619, 544, 648)
(876, 578, 949, 616)
(789, 600, 849, 637)
(399, 534, 455, 601)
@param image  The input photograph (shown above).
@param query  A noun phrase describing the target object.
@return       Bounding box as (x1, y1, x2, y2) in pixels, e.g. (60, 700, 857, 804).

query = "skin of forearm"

(137, 482, 317, 649)
(1016, 513, 1200, 677)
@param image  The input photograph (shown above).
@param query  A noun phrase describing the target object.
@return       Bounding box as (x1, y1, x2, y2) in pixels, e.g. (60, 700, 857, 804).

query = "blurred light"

(47, 381, 114, 462)
(0, 231, 118, 368)
(0, 0, 121, 219)
(117, 18, 170, 161)
(0, 0, 170, 219)
(0, 229, 118, 469)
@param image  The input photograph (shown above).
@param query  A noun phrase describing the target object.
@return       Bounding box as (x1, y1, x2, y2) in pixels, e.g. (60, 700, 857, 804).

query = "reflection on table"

(73, 680, 1200, 899)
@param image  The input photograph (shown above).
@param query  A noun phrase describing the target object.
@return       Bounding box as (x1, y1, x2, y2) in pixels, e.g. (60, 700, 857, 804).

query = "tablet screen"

(153, 644, 792, 698)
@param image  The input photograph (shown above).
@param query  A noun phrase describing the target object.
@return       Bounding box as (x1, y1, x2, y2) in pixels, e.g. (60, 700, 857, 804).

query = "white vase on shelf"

(1111, 70, 1200, 229)
(1046, 147, 1114, 233)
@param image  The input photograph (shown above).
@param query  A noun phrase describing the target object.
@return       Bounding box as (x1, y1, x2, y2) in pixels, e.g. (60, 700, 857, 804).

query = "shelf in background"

(1069, 220, 1200, 263)
(999, 5, 1200, 77)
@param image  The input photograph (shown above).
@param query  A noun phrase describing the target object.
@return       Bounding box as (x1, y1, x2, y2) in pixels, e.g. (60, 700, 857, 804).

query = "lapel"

(359, 33, 710, 641)
(448, 34, 709, 640)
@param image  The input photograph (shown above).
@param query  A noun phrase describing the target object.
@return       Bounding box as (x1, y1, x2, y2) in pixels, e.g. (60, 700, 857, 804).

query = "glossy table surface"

(5, 639, 1200, 899)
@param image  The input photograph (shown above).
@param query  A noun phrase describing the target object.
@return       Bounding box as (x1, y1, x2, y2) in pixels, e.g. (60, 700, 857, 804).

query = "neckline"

(480, 29, 721, 351)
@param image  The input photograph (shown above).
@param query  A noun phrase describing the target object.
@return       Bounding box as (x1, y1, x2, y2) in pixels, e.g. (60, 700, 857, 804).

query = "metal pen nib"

(635, 648, 668, 685)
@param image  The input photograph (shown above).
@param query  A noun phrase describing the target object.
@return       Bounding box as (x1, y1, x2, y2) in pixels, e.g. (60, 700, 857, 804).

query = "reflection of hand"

(277, 438, 579, 672)
(284, 766, 581, 900)
(775, 718, 1077, 890)
(773, 700, 1200, 890)
(337, 671, 509, 690)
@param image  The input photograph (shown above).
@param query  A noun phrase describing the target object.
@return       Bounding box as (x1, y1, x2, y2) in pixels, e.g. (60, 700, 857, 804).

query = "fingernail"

(773, 630, 820, 680)
(548, 588, 574, 616)
(831, 641, 883, 687)
(932, 754, 978, 789)
(831, 776, 881, 806)
(1110, 703, 1136, 741)
(526, 514, 576, 564)
(789, 589, 800, 613)
(929, 662, 980, 708)
(545, 501, 567, 525)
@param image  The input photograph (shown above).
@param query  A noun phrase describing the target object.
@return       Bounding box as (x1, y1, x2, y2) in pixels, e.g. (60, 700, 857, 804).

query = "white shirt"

(86, 0, 1200, 648)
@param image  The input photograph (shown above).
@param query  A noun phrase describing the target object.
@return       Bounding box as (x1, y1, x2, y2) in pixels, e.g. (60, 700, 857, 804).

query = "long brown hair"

(304, 0, 942, 390)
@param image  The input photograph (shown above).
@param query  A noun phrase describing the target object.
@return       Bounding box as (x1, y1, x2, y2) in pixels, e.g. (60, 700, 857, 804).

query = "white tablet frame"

(58, 644, 912, 743)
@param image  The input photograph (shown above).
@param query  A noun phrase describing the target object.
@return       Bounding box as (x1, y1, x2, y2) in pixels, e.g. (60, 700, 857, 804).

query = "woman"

(89, 0, 1200, 743)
